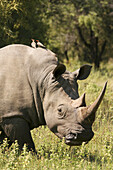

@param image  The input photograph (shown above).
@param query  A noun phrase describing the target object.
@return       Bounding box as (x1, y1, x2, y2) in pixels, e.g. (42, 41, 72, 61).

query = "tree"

(71, 0, 113, 68)
(0, 0, 49, 47)
(47, 0, 113, 68)
(0, 0, 20, 47)
(46, 0, 76, 61)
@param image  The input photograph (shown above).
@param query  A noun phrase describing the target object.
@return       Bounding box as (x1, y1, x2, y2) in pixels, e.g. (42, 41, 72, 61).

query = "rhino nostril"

(66, 133, 77, 140)
(74, 133, 77, 139)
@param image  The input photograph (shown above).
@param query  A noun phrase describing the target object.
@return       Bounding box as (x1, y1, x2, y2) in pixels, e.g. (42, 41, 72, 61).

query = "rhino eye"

(57, 104, 67, 118)
(58, 108, 62, 112)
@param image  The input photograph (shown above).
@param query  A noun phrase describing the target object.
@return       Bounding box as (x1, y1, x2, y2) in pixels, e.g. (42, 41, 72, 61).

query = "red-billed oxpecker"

(36, 40, 46, 49)
(31, 39, 36, 48)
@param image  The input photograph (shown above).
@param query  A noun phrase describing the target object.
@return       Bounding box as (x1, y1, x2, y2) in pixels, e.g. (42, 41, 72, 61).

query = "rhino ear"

(73, 64, 92, 80)
(53, 64, 66, 79)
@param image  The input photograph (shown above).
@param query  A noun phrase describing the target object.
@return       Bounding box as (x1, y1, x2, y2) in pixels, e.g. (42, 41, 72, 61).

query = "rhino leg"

(0, 118, 37, 153)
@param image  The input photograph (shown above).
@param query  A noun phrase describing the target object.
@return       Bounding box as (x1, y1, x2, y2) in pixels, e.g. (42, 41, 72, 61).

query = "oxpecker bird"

(31, 39, 36, 48)
(36, 40, 46, 49)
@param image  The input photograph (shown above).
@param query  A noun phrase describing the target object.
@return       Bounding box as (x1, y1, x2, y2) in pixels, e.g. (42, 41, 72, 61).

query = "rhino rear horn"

(72, 93, 86, 108)
(53, 64, 66, 79)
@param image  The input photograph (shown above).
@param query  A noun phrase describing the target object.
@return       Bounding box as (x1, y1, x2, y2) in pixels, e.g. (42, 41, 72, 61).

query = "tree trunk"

(94, 56, 100, 69)
(77, 26, 107, 69)
(94, 40, 107, 69)
(64, 50, 69, 62)
(94, 37, 100, 69)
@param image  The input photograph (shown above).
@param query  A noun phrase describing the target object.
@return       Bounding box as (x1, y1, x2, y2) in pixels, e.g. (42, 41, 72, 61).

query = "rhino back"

(0, 45, 40, 128)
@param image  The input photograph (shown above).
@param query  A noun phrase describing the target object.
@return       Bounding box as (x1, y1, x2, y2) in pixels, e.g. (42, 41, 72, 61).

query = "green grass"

(0, 59, 113, 170)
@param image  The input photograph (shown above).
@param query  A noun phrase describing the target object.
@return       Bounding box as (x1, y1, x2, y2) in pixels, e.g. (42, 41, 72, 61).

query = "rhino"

(0, 44, 107, 153)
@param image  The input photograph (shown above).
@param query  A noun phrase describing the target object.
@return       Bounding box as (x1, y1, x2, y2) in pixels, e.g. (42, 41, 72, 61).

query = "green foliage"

(46, 0, 113, 68)
(0, 0, 49, 47)
(0, 59, 112, 169)
(0, 0, 20, 45)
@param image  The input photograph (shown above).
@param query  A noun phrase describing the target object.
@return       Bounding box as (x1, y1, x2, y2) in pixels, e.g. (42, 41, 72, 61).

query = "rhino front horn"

(85, 82, 107, 123)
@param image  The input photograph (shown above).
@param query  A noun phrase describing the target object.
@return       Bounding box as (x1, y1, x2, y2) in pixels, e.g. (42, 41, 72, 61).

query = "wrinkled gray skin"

(0, 44, 107, 153)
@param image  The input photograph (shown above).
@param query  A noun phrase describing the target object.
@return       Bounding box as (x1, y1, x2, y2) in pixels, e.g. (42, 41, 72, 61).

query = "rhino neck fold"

(26, 52, 58, 126)
(34, 64, 58, 125)
(38, 64, 57, 100)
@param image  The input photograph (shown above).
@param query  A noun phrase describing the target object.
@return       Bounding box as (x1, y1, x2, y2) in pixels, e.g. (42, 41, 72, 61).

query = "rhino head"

(43, 64, 107, 146)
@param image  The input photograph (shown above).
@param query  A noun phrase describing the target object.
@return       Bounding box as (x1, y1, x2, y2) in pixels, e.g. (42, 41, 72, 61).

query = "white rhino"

(0, 44, 107, 153)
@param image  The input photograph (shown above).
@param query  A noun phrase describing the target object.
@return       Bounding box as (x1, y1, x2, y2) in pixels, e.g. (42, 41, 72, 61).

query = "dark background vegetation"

(0, 0, 113, 68)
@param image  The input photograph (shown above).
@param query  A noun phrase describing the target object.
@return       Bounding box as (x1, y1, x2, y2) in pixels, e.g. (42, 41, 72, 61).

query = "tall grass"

(0, 59, 112, 170)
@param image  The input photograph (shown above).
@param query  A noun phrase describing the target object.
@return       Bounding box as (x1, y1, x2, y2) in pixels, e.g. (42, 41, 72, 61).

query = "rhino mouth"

(65, 133, 88, 146)
(65, 139, 83, 146)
